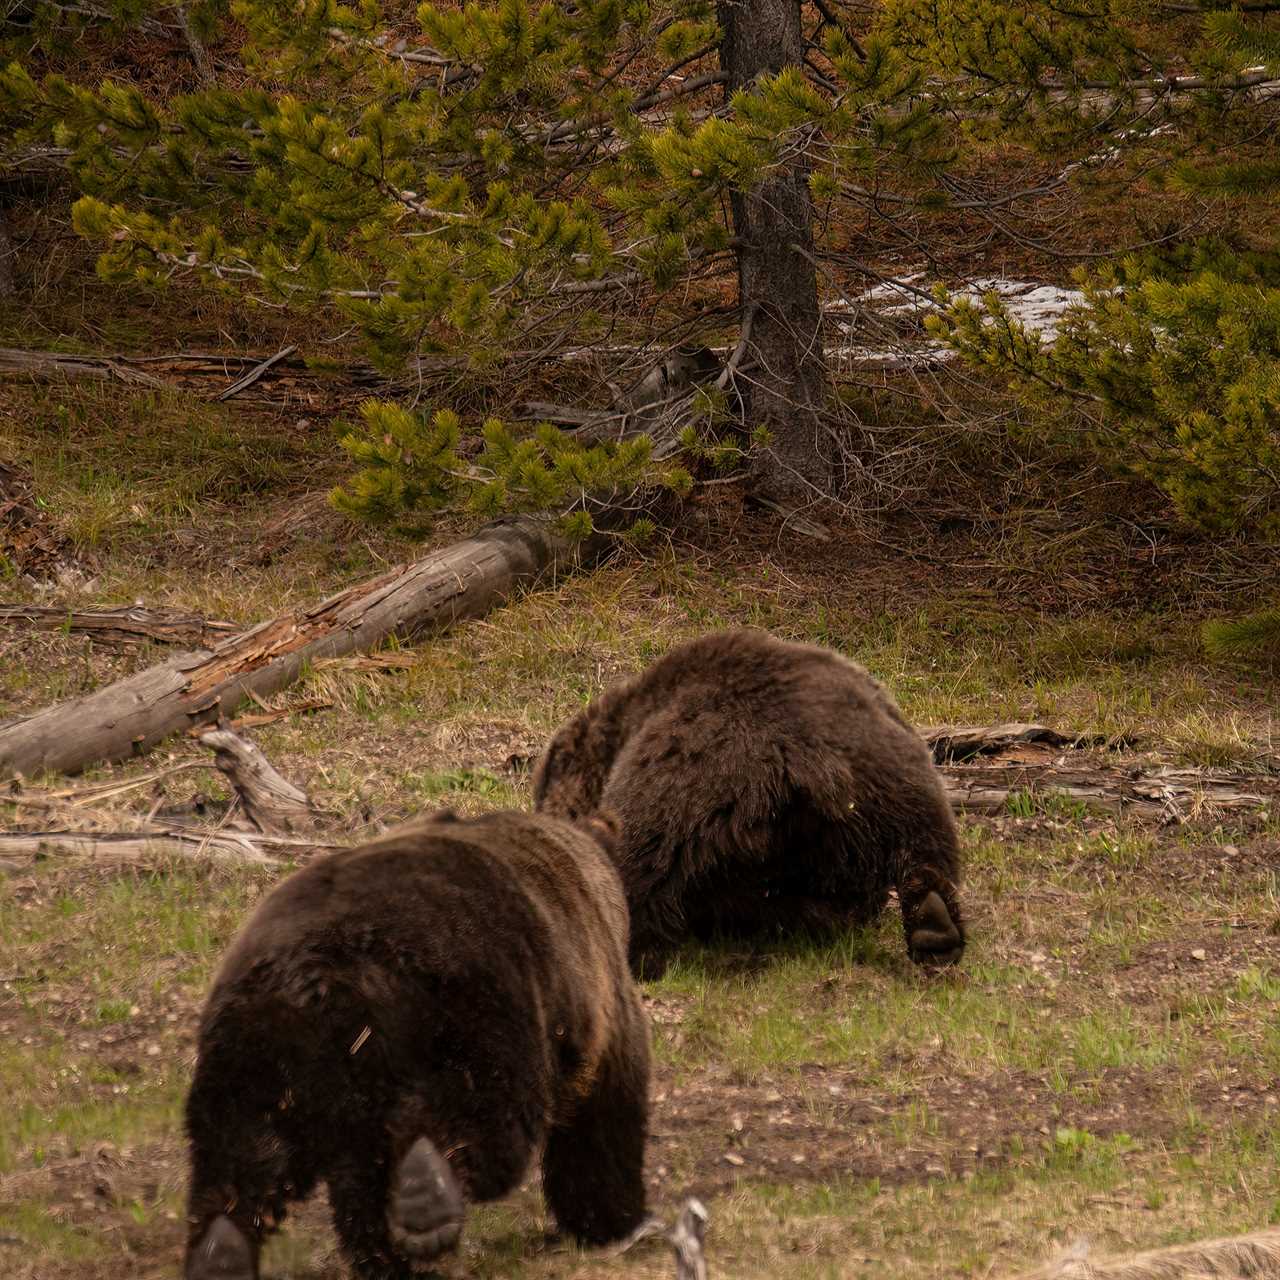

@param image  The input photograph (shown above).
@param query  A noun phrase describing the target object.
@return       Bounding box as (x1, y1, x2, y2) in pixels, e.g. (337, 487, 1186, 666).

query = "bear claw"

(388, 1137, 464, 1264)
(186, 1215, 255, 1280)
(907, 890, 965, 967)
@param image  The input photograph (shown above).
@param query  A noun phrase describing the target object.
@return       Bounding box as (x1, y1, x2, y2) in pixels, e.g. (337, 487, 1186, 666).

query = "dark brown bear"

(533, 628, 965, 976)
(183, 809, 649, 1280)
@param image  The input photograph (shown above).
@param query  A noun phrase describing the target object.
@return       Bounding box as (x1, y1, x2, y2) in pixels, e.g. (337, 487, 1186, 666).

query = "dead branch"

(197, 727, 320, 836)
(0, 829, 287, 866)
(0, 728, 338, 866)
(216, 344, 298, 400)
(669, 1198, 710, 1280)
(0, 604, 238, 648)
(171, 3, 216, 85)
(1009, 1225, 1280, 1280)
(612, 1197, 710, 1280)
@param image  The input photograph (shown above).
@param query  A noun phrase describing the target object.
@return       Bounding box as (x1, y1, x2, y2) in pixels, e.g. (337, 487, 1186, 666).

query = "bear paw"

(907, 890, 965, 968)
(186, 1215, 255, 1280)
(387, 1137, 464, 1267)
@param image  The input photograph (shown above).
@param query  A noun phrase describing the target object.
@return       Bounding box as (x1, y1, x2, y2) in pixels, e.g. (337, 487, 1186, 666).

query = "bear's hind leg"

(329, 1090, 510, 1279)
(899, 864, 965, 967)
(184, 1065, 314, 1280)
(542, 1001, 649, 1246)
(387, 1136, 464, 1264)
(186, 1214, 254, 1280)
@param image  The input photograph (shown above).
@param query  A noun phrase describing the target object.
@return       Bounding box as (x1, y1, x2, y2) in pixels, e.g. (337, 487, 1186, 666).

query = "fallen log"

(0, 728, 333, 866)
(942, 761, 1278, 822)
(925, 722, 1128, 763)
(0, 517, 607, 779)
(0, 603, 238, 648)
(0, 346, 460, 398)
(1009, 1225, 1280, 1280)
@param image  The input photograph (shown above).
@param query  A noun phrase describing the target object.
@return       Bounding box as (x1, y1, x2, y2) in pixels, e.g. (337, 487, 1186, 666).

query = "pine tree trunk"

(719, 0, 831, 508)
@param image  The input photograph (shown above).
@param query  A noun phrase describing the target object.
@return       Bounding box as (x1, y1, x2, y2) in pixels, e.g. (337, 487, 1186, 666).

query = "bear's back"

(605, 628, 932, 800)
(207, 811, 630, 1055)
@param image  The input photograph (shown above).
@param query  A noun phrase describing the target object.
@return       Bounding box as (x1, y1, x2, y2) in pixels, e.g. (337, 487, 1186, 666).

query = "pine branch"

(1203, 609, 1280, 659)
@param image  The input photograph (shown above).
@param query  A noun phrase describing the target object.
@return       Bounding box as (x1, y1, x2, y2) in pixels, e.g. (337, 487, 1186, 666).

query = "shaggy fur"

(183, 809, 649, 1280)
(533, 628, 965, 975)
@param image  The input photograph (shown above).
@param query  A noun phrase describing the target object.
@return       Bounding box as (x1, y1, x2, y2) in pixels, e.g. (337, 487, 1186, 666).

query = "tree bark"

(0, 517, 606, 780)
(719, 0, 831, 507)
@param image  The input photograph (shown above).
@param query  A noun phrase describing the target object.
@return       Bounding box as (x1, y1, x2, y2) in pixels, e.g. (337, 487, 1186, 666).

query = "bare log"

(942, 762, 1278, 822)
(1009, 1225, 1280, 1280)
(198, 728, 320, 836)
(0, 829, 286, 866)
(0, 728, 338, 866)
(0, 517, 607, 779)
(0, 346, 458, 396)
(926, 722, 1127, 763)
(0, 603, 237, 648)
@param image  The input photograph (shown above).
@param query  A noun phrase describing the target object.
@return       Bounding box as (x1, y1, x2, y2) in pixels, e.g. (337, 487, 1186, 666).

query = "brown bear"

(533, 628, 965, 976)
(183, 808, 649, 1280)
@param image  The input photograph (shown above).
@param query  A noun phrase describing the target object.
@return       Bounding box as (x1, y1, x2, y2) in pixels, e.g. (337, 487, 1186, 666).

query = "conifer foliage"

(923, 4, 1280, 543)
(3, 0, 1278, 561)
(1, 0, 952, 534)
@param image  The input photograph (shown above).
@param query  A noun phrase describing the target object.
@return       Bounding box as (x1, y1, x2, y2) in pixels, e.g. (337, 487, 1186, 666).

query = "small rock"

(723, 1152, 745, 1167)
(1191, 948, 1207, 962)
(1221, 845, 1239, 856)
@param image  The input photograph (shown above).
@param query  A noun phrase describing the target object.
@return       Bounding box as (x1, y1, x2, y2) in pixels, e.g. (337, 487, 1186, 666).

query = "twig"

(216, 344, 299, 400)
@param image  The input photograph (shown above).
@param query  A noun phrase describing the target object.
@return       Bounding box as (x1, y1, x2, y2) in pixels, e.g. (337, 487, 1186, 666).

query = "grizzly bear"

(533, 628, 965, 976)
(183, 809, 649, 1280)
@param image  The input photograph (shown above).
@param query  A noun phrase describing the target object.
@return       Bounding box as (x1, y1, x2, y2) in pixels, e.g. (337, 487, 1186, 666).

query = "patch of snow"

(824, 273, 1089, 365)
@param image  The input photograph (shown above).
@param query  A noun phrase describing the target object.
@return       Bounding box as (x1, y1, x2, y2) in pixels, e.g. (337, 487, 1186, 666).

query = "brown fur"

(533, 628, 965, 974)
(183, 808, 648, 1280)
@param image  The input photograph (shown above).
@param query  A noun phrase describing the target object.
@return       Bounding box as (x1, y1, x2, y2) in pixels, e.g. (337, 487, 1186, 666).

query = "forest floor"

(2, 365, 1279, 1280)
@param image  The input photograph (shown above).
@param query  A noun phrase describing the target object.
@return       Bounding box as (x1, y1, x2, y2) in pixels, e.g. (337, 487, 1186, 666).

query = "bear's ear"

(431, 807, 461, 824)
(575, 809, 621, 858)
